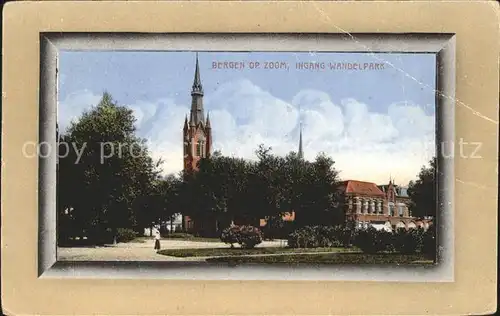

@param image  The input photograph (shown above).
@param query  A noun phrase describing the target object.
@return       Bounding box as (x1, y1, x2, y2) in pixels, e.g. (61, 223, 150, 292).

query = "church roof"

(192, 53, 203, 95)
(339, 180, 386, 196)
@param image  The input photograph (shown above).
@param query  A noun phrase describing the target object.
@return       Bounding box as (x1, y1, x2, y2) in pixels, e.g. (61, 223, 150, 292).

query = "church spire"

(206, 111, 211, 128)
(192, 52, 203, 96)
(298, 122, 304, 159)
(183, 115, 189, 130)
(190, 52, 205, 125)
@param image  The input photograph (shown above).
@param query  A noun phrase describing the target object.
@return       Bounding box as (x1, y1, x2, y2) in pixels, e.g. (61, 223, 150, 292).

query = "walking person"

(154, 230, 161, 251)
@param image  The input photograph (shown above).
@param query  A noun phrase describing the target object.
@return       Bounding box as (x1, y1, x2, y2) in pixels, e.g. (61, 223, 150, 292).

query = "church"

(179, 54, 431, 236)
(180, 54, 215, 233)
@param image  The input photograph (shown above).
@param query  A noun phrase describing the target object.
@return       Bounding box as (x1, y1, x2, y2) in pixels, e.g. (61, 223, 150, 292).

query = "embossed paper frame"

(2, 1, 498, 315)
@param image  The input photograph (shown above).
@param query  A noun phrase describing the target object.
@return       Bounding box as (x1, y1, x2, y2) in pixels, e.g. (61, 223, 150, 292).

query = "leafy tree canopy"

(407, 157, 436, 218)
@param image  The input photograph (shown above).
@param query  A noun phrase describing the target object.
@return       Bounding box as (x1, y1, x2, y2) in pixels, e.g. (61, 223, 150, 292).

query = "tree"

(58, 92, 160, 244)
(173, 144, 343, 237)
(407, 157, 436, 218)
(294, 153, 343, 227)
(180, 154, 252, 233)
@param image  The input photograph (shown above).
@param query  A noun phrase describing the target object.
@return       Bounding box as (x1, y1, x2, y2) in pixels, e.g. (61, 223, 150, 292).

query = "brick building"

(339, 179, 431, 231)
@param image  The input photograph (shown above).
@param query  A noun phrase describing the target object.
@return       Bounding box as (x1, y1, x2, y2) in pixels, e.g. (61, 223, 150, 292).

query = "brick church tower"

(183, 53, 212, 172)
(182, 53, 213, 232)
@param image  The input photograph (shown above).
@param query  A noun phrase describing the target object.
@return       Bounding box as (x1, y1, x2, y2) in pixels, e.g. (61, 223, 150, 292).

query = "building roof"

(340, 180, 386, 196)
(298, 122, 304, 160)
(378, 184, 409, 198)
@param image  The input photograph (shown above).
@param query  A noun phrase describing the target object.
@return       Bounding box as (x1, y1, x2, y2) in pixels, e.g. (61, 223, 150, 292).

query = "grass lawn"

(163, 236, 221, 242)
(206, 253, 435, 265)
(133, 236, 220, 243)
(157, 247, 358, 257)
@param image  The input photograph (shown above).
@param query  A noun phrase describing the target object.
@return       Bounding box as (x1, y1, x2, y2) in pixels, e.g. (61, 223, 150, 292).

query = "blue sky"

(59, 51, 436, 184)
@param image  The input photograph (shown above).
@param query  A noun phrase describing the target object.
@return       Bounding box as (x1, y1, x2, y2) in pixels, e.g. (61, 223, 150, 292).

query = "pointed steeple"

(189, 52, 205, 125)
(298, 122, 304, 160)
(183, 115, 189, 130)
(206, 111, 211, 128)
(191, 52, 203, 96)
(190, 111, 196, 127)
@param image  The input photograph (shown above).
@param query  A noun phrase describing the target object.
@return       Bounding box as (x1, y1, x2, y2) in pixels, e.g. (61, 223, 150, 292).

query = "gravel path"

(58, 239, 286, 261)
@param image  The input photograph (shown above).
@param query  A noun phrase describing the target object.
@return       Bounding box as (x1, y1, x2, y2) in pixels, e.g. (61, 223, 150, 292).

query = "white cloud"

(58, 89, 102, 132)
(59, 80, 435, 184)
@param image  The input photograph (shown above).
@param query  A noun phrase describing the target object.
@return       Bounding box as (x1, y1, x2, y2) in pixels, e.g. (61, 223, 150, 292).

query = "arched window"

(196, 140, 205, 157)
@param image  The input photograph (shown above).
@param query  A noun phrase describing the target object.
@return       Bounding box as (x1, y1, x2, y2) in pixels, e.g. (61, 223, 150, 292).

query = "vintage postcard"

(55, 50, 438, 265)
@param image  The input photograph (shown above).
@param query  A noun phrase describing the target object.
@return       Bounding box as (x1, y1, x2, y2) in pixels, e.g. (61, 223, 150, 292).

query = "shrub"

(288, 226, 317, 248)
(287, 230, 301, 248)
(159, 225, 170, 236)
(262, 217, 293, 240)
(392, 228, 424, 254)
(166, 232, 195, 239)
(116, 228, 138, 243)
(422, 225, 436, 258)
(353, 227, 393, 253)
(238, 225, 263, 249)
(220, 225, 263, 249)
(287, 225, 352, 248)
(339, 226, 356, 248)
(221, 226, 241, 248)
(87, 227, 114, 245)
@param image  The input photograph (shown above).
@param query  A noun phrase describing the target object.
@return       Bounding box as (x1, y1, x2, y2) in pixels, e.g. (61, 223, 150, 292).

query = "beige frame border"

(2, 1, 498, 315)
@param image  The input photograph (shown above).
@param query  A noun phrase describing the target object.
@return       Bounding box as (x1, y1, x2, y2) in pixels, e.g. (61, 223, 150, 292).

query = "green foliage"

(116, 228, 138, 243)
(165, 232, 195, 239)
(353, 227, 394, 254)
(181, 145, 343, 234)
(58, 92, 164, 245)
(206, 253, 432, 265)
(422, 224, 436, 258)
(352, 226, 434, 255)
(220, 225, 263, 249)
(392, 228, 425, 254)
(220, 226, 241, 247)
(408, 157, 436, 218)
(158, 247, 351, 258)
(287, 225, 353, 248)
(238, 225, 263, 249)
(85, 227, 114, 245)
(262, 216, 293, 240)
